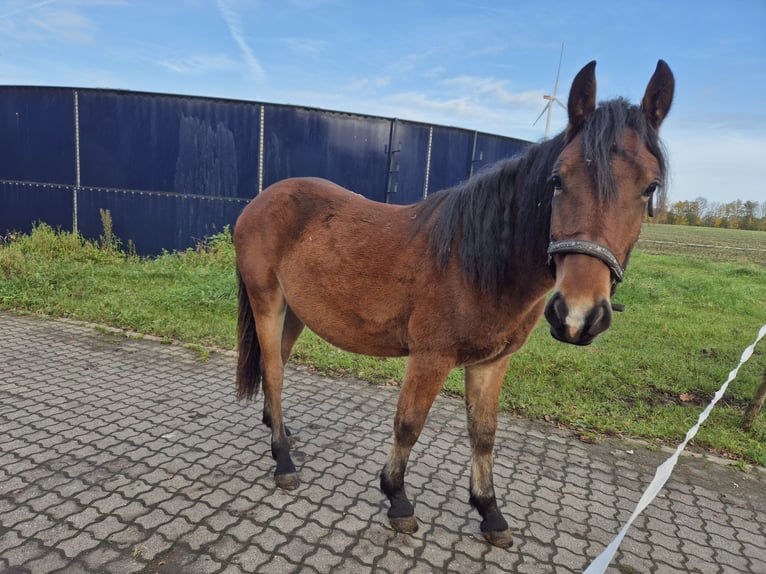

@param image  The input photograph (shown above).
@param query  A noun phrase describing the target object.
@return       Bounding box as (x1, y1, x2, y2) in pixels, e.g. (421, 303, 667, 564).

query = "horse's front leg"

(465, 355, 513, 548)
(380, 355, 452, 534)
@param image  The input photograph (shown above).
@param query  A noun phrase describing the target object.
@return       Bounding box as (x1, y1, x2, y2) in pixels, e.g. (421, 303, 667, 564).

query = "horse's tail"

(236, 268, 262, 401)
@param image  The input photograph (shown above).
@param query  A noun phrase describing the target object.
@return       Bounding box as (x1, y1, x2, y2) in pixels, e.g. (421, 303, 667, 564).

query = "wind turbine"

(533, 43, 566, 140)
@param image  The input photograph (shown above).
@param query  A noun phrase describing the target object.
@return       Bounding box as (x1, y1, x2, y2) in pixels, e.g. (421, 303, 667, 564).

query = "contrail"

(215, 0, 265, 81)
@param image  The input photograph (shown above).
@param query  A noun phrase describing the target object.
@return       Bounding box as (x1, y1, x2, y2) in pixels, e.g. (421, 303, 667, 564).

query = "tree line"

(655, 198, 766, 231)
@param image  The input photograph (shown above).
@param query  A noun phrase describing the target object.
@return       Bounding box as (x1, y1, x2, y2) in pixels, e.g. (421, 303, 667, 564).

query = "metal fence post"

(385, 119, 400, 204)
(423, 126, 433, 198)
(258, 104, 265, 194)
(73, 90, 81, 234)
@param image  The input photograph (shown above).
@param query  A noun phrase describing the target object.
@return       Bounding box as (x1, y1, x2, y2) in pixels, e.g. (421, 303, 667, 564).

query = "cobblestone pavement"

(1, 312, 765, 574)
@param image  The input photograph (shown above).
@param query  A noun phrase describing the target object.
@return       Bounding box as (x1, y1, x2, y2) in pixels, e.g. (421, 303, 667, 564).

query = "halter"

(547, 239, 625, 283)
(547, 239, 629, 311)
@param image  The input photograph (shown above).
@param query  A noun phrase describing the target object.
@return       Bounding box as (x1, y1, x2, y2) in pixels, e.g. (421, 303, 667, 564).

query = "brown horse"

(234, 60, 674, 547)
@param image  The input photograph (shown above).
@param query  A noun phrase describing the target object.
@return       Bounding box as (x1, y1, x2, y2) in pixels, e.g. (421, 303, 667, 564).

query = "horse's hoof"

(389, 515, 418, 534)
(482, 528, 513, 548)
(275, 472, 300, 490)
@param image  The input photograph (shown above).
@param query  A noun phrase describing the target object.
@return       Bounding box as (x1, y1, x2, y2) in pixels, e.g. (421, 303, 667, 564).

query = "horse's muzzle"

(543, 293, 612, 346)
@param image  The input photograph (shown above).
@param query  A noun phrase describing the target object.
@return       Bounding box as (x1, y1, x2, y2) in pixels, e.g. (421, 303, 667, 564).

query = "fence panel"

(0, 87, 76, 186)
(0, 181, 73, 235)
(262, 105, 391, 202)
(427, 127, 476, 194)
(76, 188, 246, 254)
(386, 120, 431, 205)
(472, 132, 529, 174)
(78, 91, 261, 198)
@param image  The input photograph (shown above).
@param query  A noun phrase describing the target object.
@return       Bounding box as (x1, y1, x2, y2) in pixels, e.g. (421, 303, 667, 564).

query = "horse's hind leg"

(464, 356, 513, 548)
(253, 296, 300, 490)
(380, 355, 452, 534)
(262, 306, 304, 446)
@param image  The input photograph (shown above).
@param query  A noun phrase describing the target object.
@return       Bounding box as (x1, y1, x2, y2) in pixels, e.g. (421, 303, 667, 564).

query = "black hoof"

(389, 515, 418, 534)
(482, 528, 513, 548)
(274, 472, 300, 490)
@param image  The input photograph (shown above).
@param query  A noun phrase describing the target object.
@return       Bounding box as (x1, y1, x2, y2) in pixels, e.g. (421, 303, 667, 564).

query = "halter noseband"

(547, 239, 625, 283)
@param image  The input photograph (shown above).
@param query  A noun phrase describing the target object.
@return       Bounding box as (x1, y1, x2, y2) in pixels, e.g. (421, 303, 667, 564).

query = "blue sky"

(2, 0, 765, 205)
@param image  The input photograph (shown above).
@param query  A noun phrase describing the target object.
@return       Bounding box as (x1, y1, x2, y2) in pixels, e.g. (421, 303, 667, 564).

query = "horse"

(233, 60, 674, 547)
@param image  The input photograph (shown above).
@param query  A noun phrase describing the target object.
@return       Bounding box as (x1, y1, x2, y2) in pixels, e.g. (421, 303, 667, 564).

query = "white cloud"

(283, 37, 329, 59)
(0, 0, 58, 20)
(423, 66, 446, 79)
(384, 91, 476, 118)
(158, 54, 239, 75)
(28, 10, 94, 43)
(287, 0, 339, 8)
(441, 75, 543, 107)
(0, 0, 125, 45)
(664, 128, 766, 204)
(343, 76, 392, 92)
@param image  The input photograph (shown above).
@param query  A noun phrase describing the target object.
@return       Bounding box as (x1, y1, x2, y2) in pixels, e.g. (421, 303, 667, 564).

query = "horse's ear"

(641, 60, 674, 130)
(567, 60, 597, 134)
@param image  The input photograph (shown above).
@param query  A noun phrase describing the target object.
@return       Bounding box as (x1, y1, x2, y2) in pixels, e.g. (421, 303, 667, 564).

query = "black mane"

(414, 97, 667, 294)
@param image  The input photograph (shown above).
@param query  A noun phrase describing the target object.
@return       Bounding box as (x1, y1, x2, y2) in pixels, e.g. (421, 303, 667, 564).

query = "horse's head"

(544, 60, 674, 345)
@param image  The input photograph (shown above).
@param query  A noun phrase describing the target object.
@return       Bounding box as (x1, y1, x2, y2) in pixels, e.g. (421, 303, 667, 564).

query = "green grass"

(0, 224, 239, 348)
(2, 223, 765, 465)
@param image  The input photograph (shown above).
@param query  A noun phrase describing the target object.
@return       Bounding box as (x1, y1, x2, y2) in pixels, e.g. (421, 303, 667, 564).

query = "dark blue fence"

(0, 86, 529, 254)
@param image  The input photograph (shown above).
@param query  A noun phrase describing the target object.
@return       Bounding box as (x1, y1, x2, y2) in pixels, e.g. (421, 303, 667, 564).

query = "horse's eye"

(643, 182, 658, 198)
(551, 175, 563, 195)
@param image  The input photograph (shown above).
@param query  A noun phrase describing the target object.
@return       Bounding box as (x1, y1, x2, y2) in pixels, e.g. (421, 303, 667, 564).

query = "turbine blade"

(533, 103, 551, 126)
(552, 42, 564, 96)
(554, 96, 566, 111)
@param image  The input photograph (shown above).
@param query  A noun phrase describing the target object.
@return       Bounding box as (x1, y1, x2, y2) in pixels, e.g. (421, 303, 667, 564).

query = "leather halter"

(547, 239, 625, 284)
(547, 239, 630, 314)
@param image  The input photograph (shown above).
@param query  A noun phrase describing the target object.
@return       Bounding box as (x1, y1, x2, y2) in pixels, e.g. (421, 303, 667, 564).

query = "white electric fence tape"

(584, 323, 766, 574)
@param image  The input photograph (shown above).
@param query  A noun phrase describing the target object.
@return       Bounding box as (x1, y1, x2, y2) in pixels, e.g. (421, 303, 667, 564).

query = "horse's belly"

(278, 229, 416, 357)
(284, 284, 411, 358)
(308, 322, 409, 358)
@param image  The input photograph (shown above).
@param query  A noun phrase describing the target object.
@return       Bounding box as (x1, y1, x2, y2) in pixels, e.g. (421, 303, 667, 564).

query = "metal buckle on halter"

(547, 239, 627, 311)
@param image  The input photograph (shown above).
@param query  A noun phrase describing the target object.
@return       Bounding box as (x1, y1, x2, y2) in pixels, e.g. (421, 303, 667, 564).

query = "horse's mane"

(414, 97, 667, 294)
(580, 97, 668, 201)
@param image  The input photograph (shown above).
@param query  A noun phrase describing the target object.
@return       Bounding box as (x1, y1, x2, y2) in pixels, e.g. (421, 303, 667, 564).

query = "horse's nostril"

(544, 292, 567, 329)
(588, 304, 604, 330)
(585, 299, 612, 337)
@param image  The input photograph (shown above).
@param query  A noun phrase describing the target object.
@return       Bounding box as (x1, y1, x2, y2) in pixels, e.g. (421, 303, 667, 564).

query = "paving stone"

(231, 545, 271, 571)
(181, 525, 220, 550)
(56, 530, 101, 559)
(1, 312, 764, 573)
(23, 551, 70, 573)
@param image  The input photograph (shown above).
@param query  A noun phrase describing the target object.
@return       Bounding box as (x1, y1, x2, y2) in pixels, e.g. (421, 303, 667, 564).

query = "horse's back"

(237, 177, 379, 235)
(238, 177, 384, 262)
